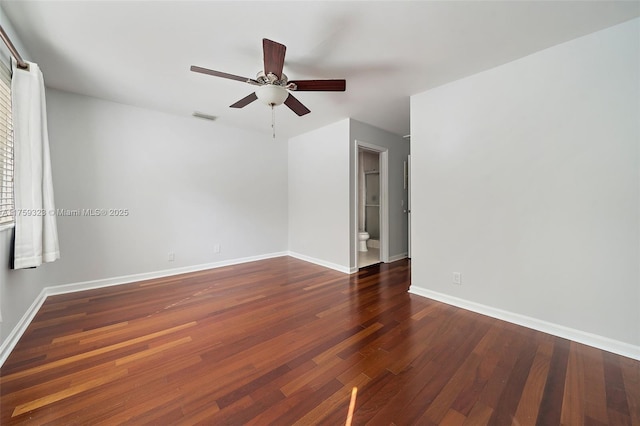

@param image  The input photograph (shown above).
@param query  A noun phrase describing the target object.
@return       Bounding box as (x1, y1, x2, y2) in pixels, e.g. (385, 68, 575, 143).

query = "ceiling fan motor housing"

(256, 71, 288, 86)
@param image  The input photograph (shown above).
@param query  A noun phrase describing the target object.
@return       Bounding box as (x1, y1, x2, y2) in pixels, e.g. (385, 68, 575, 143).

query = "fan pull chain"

(271, 104, 276, 139)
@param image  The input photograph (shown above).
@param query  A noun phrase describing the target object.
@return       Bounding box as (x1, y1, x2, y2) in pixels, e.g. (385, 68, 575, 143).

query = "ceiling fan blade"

(191, 66, 257, 84)
(263, 39, 286, 79)
(230, 92, 258, 108)
(284, 93, 311, 116)
(289, 80, 346, 91)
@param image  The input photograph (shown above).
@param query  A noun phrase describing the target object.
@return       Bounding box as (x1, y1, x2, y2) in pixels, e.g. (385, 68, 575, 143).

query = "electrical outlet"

(453, 272, 462, 285)
(213, 244, 221, 254)
(168, 252, 175, 262)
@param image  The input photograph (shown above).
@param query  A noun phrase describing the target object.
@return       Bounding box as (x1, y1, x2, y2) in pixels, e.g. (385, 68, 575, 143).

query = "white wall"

(350, 119, 409, 267)
(288, 119, 351, 271)
(410, 18, 639, 349)
(0, 6, 29, 66)
(1, 89, 288, 343)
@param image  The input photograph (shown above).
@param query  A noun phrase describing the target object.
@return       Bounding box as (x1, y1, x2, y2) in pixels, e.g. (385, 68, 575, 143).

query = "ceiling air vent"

(192, 112, 217, 121)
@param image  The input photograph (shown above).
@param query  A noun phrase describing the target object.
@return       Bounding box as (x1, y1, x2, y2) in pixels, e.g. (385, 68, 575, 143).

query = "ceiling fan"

(191, 38, 346, 117)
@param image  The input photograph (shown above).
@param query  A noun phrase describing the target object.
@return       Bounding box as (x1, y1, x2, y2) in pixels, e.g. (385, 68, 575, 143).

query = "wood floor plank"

(417, 352, 484, 424)
(463, 401, 493, 425)
(51, 321, 129, 344)
(268, 378, 344, 425)
(11, 368, 128, 417)
(561, 341, 587, 425)
(620, 356, 640, 426)
(513, 338, 554, 426)
(0, 322, 196, 384)
(292, 373, 370, 425)
(449, 324, 502, 416)
(216, 363, 290, 409)
(441, 408, 467, 425)
(488, 337, 538, 424)
(603, 349, 634, 423)
(535, 337, 571, 425)
(581, 345, 610, 424)
(1, 257, 638, 425)
(349, 368, 401, 424)
(402, 319, 492, 423)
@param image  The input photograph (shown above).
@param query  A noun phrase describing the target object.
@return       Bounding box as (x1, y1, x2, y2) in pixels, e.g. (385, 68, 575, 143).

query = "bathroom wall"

(357, 151, 366, 234)
(362, 150, 380, 240)
(362, 151, 379, 172)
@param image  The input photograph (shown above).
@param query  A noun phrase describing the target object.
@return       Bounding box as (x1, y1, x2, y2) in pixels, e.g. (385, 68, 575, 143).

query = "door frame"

(407, 154, 411, 259)
(353, 140, 389, 270)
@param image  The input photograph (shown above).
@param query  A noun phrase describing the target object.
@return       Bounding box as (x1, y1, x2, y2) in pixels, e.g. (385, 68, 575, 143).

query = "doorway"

(354, 141, 389, 269)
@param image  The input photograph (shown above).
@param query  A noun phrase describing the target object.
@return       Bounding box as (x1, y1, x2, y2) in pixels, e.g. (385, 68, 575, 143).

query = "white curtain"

(12, 60, 59, 269)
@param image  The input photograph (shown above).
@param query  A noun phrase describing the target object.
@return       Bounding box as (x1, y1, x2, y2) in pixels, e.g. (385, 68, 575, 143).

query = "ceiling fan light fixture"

(255, 84, 288, 106)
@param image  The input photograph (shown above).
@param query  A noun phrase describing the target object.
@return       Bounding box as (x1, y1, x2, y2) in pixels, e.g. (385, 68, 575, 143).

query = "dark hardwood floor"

(1, 257, 638, 425)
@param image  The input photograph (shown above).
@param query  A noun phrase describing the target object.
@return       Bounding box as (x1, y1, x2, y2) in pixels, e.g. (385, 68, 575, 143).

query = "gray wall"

(1, 89, 289, 343)
(410, 18, 639, 347)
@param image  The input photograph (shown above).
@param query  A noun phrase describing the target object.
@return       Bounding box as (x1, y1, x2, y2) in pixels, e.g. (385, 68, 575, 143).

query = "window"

(0, 59, 14, 229)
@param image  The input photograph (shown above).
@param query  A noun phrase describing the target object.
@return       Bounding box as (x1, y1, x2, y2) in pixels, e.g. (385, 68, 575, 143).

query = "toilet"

(358, 231, 370, 252)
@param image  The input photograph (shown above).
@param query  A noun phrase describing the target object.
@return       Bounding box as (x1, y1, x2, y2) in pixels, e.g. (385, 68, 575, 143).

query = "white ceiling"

(2, 1, 639, 138)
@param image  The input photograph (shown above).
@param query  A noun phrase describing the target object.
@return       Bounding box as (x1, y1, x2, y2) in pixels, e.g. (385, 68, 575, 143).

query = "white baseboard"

(409, 286, 640, 361)
(7, 256, 635, 367)
(388, 252, 408, 263)
(287, 251, 351, 274)
(46, 252, 289, 297)
(0, 288, 48, 367)
(0, 251, 288, 367)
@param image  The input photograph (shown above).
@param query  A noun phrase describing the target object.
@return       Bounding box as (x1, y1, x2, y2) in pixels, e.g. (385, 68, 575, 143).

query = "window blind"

(0, 59, 14, 227)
